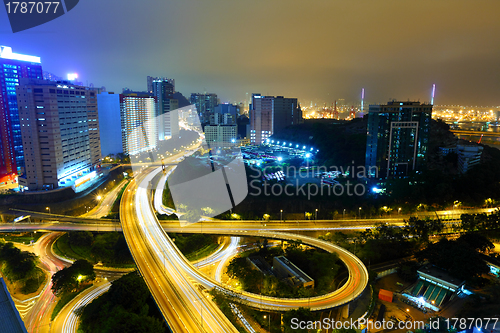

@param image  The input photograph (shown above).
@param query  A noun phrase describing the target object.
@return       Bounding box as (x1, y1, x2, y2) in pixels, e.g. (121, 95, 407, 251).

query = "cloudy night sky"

(1, 0, 499, 106)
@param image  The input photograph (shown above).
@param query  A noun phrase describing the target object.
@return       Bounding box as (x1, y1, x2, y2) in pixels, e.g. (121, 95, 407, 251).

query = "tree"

(416, 239, 489, 282)
(69, 231, 94, 247)
(79, 272, 167, 333)
(283, 308, 319, 333)
(0, 242, 38, 281)
(51, 259, 95, 295)
(404, 217, 443, 241)
(457, 233, 494, 252)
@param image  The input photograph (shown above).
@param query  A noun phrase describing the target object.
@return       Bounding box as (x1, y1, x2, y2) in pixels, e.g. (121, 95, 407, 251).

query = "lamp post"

(280, 209, 283, 222)
(264, 314, 270, 332)
(343, 209, 346, 219)
(398, 207, 402, 215)
(315, 209, 318, 220)
(45, 207, 51, 214)
(358, 207, 362, 219)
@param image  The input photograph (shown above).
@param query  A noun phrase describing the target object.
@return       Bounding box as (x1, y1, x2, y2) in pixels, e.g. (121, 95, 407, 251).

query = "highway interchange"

(2, 139, 497, 332)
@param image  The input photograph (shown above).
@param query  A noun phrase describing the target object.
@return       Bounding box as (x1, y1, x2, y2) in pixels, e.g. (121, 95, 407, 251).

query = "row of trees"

(460, 210, 500, 232)
(66, 232, 133, 265)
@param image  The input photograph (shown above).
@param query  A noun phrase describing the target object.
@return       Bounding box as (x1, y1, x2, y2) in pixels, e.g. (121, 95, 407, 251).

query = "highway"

(120, 168, 239, 332)
(125, 165, 369, 315)
(21, 232, 68, 333)
(80, 179, 127, 219)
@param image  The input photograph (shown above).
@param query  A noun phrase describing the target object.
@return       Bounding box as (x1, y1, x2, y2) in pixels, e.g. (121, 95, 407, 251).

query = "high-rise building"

(16, 79, 101, 191)
(147, 76, 174, 94)
(249, 94, 302, 144)
(97, 92, 123, 157)
(151, 78, 179, 140)
(365, 101, 432, 179)
(214, 103, 239, 118)
(204, 125, 237, 148)
(190, 93, 218, 125)
(120, 91, 157, 155)
(0, 46, 43, 184)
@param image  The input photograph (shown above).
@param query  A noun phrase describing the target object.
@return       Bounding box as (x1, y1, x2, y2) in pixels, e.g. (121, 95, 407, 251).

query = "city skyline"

(1, 0, 500, 106)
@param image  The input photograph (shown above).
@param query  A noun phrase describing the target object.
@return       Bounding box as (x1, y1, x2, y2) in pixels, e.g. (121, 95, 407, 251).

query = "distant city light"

(302, 146, 306, 149)
(231, 138, 236, 143)
(67, 73, 78, 81)
(277, 156, 283, 162)
(372, 187, 383, 193)
(305, 153, 311, 158)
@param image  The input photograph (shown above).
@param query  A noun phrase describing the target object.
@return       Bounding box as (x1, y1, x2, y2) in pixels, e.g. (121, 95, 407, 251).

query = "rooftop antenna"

(361, 88, 365, 112)
(431, 84, 436, 105)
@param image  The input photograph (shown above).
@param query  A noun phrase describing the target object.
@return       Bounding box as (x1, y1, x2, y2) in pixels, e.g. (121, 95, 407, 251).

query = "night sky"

(1, 0, 500, 106)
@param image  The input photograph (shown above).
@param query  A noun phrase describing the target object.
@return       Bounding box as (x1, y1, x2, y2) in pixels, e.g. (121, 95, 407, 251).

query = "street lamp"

(264, 314, 270, 332)
(358, 207, 362, 219)
(315, 209, 318, 220)
(46, 207, 51, 214)
(398, 207, 402, 215)
(343, 209, 346, 219)
(280, 209, 283, 222)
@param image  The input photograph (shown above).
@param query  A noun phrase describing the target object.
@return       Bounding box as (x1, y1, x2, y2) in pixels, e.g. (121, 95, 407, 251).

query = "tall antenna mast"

(361, 88, 365, 112)
(431, 84, 436, 105)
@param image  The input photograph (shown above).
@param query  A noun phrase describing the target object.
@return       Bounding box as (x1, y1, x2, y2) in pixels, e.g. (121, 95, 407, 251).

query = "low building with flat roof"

(403, 264, 465, 311)
(273, 256, 314, 289)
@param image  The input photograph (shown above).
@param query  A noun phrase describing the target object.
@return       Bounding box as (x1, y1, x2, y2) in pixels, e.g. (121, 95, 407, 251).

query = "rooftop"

(0, 278, 28, 333)
(417, 264, 465, 288)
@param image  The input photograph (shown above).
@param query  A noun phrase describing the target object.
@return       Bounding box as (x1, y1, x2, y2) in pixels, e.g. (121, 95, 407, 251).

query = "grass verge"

(186, 243, 219, 262)
(51, 285, 92, 321)
(0, 232, 46, 245)
(52, 234, 93, 262)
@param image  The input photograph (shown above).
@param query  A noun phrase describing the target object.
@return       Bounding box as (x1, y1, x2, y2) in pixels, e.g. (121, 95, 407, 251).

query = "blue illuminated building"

(0, 46, 42, 184)
(365, 101, 432, 179)
(97, 92, 123, 156)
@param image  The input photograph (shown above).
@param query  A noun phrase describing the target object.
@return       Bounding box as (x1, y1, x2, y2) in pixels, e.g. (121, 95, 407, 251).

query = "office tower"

(120, 91, 157, 155)
(365, 101, 432, 179)
(190, 93, 218, 125)
(249, 94, 302, 144)
(16, 79, 101, 191)
(204, 125, 237, 148)
(97, 92, 123, 157)
(151, 78, 179, 140)
(147, 76, 174, 94)
(214, 103, 239, 123)
(0, 46, 43, 184)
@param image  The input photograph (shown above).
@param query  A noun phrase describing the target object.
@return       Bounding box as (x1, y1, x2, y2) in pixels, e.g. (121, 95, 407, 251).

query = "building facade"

(190, 93, 218, 125)
(16, 79, 101, 191)
(120, 91, 157, 155)
(365, 101, 432, 179)
(97, 92, 123, 157)
(249, 94, 302, 145)
(0, 46, 43, 184)
(204, 125, 237, 148)
(151, 79, 179, 140)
